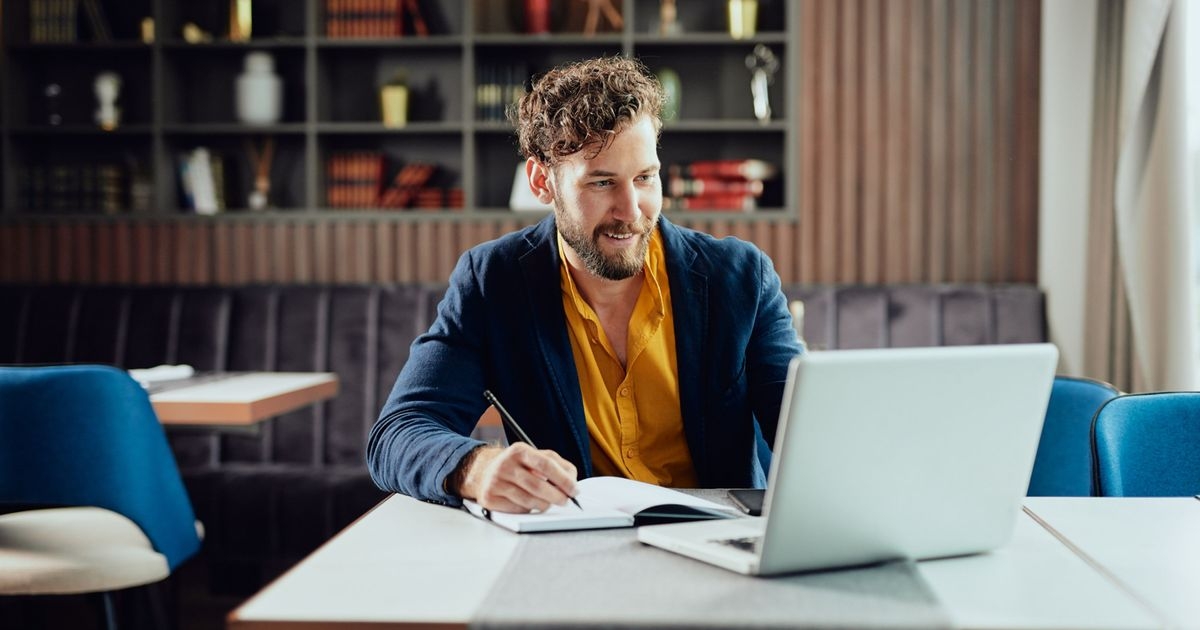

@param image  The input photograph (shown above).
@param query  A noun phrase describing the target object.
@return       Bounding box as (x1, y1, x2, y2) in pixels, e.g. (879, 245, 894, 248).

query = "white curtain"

(1042, 0, 1196, 392)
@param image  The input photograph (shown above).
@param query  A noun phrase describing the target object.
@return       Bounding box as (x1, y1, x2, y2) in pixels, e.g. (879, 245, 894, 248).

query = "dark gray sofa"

(0, 282, 1045, 602)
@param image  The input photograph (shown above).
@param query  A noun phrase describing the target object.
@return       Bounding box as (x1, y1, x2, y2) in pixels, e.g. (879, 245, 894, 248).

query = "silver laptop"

(637, 343, 1059, 575)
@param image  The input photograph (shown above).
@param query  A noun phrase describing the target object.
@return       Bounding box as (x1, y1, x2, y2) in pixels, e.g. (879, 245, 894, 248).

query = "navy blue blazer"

(367, 214, 803, 505)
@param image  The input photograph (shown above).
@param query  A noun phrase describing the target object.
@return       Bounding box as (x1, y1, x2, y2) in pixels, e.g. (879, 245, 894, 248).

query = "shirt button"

(619, 387, 630, 397)
(626, 448, 635, 459)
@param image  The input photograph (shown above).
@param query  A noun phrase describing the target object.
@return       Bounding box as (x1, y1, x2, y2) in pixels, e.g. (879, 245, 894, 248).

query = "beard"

(555, 199, 655, 281)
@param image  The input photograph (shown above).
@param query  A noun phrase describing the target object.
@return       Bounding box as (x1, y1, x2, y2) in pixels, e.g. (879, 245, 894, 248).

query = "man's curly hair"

(511, 56, 664, 165)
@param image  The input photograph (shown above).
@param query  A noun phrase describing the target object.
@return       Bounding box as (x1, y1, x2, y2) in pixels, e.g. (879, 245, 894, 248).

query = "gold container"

(230, 0, 252, 42)
(727, 0, 758, 39)
(380, 84, 410, 128)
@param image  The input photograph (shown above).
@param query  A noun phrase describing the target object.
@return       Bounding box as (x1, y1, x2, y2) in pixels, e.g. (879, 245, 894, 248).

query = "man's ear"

(526, 158, 555, 204)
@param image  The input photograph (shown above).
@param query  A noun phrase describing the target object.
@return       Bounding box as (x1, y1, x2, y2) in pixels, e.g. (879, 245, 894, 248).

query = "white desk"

(150, 372, 339, 426)
(227, 495, 1164, 629)
(1025, 497, 1200, 629)
(228, 495, 519, 629)
(917, 507, 1157, 629)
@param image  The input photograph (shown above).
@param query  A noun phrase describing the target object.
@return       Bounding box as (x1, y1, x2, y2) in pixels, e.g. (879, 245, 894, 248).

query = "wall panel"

(0, 0, 1039, 286)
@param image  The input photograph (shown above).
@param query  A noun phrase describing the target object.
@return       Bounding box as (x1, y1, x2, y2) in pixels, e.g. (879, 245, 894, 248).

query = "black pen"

(483, 389, 583, 510)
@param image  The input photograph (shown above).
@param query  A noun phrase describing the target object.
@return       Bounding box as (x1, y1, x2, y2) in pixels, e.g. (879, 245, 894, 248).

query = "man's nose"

(612, 183, 639, 222)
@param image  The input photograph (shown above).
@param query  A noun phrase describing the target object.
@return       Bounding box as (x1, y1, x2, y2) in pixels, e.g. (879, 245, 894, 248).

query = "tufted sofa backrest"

(1, 282, 1046, 468)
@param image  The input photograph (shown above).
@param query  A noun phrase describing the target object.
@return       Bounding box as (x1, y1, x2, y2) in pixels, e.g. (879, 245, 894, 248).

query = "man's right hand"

(450, 443, 579, 513)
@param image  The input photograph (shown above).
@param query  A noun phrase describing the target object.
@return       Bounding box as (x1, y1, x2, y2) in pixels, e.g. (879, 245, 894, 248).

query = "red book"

(525, 0, 550, 34)
(683, 159, 777, 181)
(669, 177, 764, 198)
(666, 194, 756, 212)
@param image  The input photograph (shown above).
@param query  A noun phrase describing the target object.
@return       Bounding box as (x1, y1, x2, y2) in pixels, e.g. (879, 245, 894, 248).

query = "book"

(463, 476, 739, 533)
(668, 176, 764, 198)
(682, 159, 778, 181)
(664, 194, 756, 212)
(377, 162, 435, 208)
(80, 0, 112, 41)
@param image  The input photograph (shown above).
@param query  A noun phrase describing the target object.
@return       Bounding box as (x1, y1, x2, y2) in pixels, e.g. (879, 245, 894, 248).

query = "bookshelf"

(0, 0, 796, 220)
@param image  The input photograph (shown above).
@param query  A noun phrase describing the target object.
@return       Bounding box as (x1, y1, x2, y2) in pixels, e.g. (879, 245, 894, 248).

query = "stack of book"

(29, 0, 78, 42)
(326, 151, 385, 208)
(476, 63, 528, 122)
(377, 162, 435, 208)
(664, 159, 778, 212)
(16, 161, 127, 214)
(325, 0, 428, 38)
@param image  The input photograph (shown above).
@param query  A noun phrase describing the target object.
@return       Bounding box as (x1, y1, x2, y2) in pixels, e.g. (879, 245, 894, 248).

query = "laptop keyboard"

(713, 536, 761, 553)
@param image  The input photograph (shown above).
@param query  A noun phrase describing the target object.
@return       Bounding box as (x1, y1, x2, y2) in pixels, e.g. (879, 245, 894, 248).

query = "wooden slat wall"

(0, 0, 1039, 286)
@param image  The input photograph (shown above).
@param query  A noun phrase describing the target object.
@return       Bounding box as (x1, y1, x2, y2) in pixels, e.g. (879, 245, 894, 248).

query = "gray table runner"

(470, 490, 951, 629)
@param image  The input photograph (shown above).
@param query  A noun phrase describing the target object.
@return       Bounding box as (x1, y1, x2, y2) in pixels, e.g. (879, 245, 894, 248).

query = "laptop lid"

(754, 343, 1058, 574)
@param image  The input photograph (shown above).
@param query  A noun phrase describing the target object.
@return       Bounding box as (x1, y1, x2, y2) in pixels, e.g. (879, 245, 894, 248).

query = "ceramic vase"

(236, 51, 282, 125)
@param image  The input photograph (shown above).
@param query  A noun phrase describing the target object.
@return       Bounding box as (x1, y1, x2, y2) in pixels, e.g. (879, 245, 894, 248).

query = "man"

(367, 56, 802, 513)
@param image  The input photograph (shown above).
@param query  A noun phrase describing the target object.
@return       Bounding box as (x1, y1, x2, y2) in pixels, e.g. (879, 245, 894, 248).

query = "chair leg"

(145, 581, 171, 630)
(96, 591, 119, 630)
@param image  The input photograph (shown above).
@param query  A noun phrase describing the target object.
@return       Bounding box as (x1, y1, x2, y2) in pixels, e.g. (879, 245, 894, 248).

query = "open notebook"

(463, 477, 738, 533)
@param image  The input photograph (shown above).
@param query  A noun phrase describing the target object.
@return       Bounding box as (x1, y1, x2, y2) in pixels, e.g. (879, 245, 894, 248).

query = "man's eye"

(637, 174, 658, 183)
(592, 180, 613, 188)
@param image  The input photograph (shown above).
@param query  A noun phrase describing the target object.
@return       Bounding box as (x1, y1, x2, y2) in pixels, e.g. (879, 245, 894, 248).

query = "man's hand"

(452, 443, 578, 513)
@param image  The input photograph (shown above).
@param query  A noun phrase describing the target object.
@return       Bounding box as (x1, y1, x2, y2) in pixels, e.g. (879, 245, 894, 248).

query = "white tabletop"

(917, 507, 1158, 629)
(1025, 497, 1200, 629)
(228, 494, 1166, 629)
(150, 372, 339, 425)
(229, 495, 518, 629)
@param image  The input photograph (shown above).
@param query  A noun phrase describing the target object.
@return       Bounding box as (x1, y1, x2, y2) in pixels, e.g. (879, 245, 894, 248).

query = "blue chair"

(1091, 392, 1200, 496)
(1027, 376, 1120, 496)
(0, 364, 202, 627)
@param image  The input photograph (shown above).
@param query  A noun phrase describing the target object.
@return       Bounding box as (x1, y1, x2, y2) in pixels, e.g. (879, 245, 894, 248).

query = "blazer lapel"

(518, 217, 592, 474)
(659, 218, 711, 482)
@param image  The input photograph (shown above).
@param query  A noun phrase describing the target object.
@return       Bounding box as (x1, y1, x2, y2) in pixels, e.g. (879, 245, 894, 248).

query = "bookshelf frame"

(0, 0, 798, 223)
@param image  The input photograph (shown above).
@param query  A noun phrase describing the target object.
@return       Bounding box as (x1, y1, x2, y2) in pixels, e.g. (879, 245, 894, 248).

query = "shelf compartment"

(474, 134, 526, 209)
(7, 53, 153, 127)
(659, 132, 787, 210)
(317, 48, 463, 124)
(160, 47, 307, 124)
(637, 44, 785, 122)
(632, 0, 785, 37)
(319, 135, 464, 211)
(3, 0, 153, 44)
(163, 135, 307, 213)
(320, 0, 463, 38)
(158, 0, 306, 41)
(471, 44, 623, 124)
(7, 134, 153, 215)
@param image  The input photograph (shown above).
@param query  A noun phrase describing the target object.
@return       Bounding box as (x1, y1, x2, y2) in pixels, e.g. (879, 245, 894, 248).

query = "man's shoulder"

(461, 215, 553, 264)
(661, 218, 764, 265)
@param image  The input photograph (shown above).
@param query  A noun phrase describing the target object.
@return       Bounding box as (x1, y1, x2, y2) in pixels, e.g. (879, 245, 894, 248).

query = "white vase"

(236, 52, 282, 125)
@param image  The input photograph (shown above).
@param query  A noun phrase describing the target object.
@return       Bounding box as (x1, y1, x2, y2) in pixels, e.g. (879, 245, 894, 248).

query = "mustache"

(593, 220, 650, 237)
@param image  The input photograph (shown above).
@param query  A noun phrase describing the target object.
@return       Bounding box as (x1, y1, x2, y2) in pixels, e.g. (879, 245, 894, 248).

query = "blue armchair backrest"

(0, 364, 201, 570)
(1027, 376, 1119, 496)
(1091, 392, 1200, 497)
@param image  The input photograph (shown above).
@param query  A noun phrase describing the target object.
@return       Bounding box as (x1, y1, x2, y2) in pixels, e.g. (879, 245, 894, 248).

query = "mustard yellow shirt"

(558, 228, 698, 487)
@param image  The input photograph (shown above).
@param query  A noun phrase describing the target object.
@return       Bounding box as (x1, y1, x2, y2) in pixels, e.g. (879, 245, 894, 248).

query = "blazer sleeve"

(745, 247, 804, 448)
(367, 249, 492, 506)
